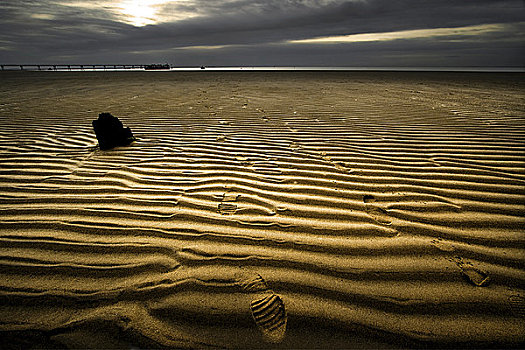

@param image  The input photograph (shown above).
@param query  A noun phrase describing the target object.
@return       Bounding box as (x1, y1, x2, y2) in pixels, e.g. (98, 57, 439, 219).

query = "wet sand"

(0, 71, 524, 349)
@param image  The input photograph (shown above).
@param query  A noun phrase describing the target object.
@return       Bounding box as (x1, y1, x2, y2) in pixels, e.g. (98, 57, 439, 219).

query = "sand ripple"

(0, 71, 524, 348)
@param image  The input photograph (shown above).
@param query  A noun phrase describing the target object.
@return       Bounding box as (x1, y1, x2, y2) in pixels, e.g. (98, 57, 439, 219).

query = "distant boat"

(144, 64, 170, 70)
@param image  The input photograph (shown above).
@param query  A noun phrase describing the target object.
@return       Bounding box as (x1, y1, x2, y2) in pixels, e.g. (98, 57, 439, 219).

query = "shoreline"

(1, 65, 524, 73)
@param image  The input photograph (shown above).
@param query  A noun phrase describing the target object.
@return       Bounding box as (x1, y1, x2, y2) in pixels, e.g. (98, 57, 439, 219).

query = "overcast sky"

(0, 0, 524, 67)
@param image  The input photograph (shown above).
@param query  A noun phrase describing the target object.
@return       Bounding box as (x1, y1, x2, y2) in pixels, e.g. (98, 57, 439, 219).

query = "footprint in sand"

(284, 122, 298, 133)
(311, 150, 351, 173)
(237, 272, 270, 292)
(236, 272, 287, 343)
(363, 195, 392, 225)
(217, 191, 239, 215)
(319, 151, 332, 162)
(333, 161, 350, 173)
(432, 242, 490, 287)
(509, 295, 525, 318)
(430, 238, 456, 252)
(250, 294, 287, 343)
(289, 141, 300, 149)
(236, 155, 253, 167)
(452, 257, 490, 287)
(218, 202, 237, 215)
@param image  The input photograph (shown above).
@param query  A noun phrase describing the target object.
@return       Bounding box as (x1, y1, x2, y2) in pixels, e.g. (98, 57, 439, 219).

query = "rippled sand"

(0, 71, 524, 349)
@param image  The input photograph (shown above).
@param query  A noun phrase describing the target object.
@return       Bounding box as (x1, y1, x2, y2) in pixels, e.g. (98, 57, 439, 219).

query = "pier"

(0, 64, 150, 71)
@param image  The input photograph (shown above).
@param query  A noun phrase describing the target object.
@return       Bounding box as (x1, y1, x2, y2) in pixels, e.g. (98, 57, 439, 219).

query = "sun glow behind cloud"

(57, 0, 196, 27)
(118, 0, 201, 26)
(118, 0, 165, 26)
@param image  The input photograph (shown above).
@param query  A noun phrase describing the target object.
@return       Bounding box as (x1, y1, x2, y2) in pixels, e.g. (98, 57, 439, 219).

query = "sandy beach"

(0, 71, 524, 349)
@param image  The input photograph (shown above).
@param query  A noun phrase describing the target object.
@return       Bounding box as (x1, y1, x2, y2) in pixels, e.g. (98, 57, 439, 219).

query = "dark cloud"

(0, 0, 523, 67)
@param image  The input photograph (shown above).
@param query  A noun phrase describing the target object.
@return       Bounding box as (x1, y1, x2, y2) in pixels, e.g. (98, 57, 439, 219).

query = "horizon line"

(1, 65, 524, 73)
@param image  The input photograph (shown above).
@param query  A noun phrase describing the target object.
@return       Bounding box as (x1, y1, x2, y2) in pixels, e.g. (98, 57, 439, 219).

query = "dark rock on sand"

(92, 113, 135, 150)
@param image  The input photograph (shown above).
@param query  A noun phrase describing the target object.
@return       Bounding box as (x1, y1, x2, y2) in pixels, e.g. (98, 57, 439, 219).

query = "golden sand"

(0, 71, 524, 348)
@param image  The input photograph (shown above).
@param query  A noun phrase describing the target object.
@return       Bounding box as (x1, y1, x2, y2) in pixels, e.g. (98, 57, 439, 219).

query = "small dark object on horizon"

(92, 113, 135, 150)
(201, 66, 206, 69)
(144, 63, 170, 70)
